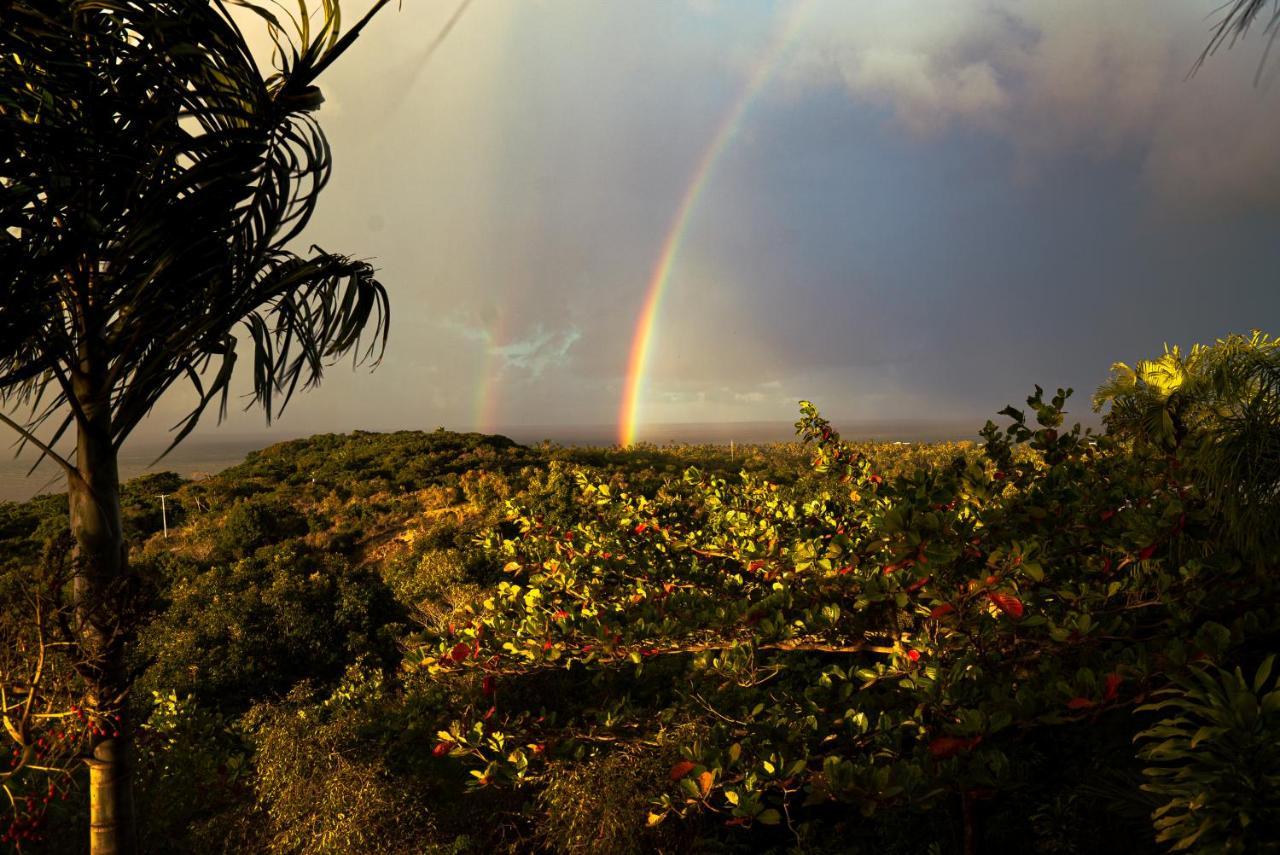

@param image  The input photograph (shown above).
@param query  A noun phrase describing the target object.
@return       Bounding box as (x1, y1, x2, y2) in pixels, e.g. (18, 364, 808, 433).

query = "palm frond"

(1095, 332, 1280, 561)
(0, 0, 393, 464)
(1193, 0, 1280, 80)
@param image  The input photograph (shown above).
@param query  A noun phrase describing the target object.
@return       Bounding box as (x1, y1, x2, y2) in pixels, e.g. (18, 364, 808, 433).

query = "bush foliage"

(1, 335, 1277, 852)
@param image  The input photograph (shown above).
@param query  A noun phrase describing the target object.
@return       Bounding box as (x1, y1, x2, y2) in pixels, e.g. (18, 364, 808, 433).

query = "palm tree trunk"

(68, 393, 136, 855)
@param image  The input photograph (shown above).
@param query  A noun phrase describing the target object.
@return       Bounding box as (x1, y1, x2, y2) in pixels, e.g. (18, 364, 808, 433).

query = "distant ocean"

(0, 436, 281, 504)
(500, 420, 982, 447)
(0, 420, 982, 503)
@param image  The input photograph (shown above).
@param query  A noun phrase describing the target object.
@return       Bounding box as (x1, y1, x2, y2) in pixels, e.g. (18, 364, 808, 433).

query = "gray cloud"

(796, 0, 1280, 213)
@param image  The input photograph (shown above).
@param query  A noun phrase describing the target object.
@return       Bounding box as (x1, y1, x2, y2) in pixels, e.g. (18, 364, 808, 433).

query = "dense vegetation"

(4, 0, 1274, 849)
(0, 334, 1276, 853)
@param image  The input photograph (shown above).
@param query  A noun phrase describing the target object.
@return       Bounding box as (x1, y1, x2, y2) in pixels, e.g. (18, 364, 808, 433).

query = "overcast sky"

(92, 1, 1280, 444)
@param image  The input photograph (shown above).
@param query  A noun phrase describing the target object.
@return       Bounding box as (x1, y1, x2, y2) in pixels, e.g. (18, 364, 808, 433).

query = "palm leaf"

(0, 0, 393, 465)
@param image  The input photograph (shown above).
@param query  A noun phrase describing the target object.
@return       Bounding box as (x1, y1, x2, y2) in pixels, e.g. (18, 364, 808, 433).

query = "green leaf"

(1254, 655, 1275, 694)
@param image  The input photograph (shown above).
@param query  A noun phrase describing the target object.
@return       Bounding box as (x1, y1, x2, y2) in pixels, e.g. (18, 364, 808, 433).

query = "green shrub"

(1135, 656, 1280, 852)
(134, 690, 250, 852)
(381, 546, 471, 610)
(214, 498, 309, 559)
(414, 386, 1280, 852)
(535, 732, 696, 855)
(136, 543, 404, 710)
(245, 681, 435, 855)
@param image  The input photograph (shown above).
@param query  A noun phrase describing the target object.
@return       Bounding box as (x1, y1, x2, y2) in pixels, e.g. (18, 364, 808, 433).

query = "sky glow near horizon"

(15, 0, 1280, 451)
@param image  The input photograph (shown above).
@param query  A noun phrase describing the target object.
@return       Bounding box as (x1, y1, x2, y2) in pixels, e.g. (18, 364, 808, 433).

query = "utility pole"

(156, 493, 170, 538)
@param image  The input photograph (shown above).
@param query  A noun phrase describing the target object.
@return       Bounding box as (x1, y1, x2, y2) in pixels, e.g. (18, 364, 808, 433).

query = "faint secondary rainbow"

(473, 309, 508, 434)
(618, 3, 814, 446)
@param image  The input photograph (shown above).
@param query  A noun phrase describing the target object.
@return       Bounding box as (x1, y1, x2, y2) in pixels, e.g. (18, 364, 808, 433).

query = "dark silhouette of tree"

(0, 1, 392, 851)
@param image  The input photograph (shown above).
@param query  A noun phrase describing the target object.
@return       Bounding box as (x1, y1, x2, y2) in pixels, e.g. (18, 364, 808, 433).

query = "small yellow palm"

(1094, 332, 1280, 559)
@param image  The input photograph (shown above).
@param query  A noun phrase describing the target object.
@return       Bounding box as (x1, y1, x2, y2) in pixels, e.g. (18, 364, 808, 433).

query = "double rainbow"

(617, 3, 814, 446)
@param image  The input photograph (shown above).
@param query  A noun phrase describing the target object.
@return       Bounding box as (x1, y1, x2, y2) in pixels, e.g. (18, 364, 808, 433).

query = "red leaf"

(482, 676, 496, 696)
(432, 742, 451, 757)
(929, 736, 980, 759)
(988, 592, 1024, 619)
(929, 603, 956, 619)
(1066, 696, 1095, 710)
(1138, 543, 1158, 561)
(905, 574, 931, 594)
(906, 649, 921, 663)
(449, 642, 471, 663)
(1104, 673, 1122, 701)
(669, 760, 696, 781)
(634, 523, 648, 535)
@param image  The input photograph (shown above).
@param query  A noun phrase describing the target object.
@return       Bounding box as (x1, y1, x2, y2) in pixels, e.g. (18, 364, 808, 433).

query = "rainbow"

(617, 3, 814, 446)
(473, 308, 507, 434)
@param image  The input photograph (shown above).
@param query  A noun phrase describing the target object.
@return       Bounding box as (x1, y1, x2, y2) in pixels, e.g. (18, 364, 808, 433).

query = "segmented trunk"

(68, 394, 136, 855)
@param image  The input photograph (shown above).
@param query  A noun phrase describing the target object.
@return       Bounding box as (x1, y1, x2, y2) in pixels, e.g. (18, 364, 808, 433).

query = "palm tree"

(0, 1, 392, 851)
(1092, 344, 1213, 451)
(1094, 332, 1280, 560)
